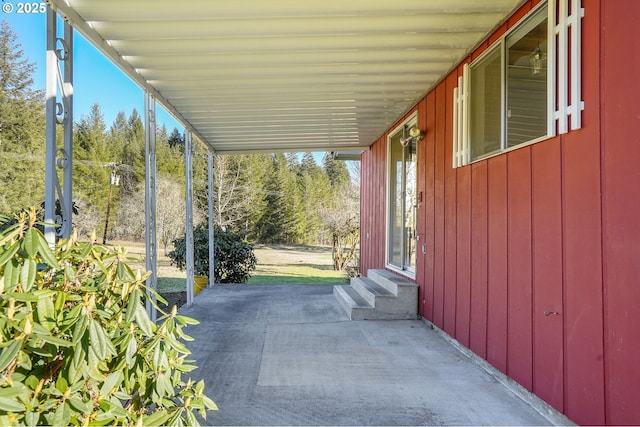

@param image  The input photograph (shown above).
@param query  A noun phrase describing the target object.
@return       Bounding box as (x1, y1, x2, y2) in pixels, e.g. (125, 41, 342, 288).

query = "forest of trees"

(0, 20, 359, 257)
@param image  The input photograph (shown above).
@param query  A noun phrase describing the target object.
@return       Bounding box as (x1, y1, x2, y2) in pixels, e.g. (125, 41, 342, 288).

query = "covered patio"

(34, 1, 640, 424)
(42, 0, 528, 312)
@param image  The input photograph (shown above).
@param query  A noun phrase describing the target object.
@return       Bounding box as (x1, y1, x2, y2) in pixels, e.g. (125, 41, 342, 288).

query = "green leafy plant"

(0, 208, 217, 426)
(168, 224, 257, 284)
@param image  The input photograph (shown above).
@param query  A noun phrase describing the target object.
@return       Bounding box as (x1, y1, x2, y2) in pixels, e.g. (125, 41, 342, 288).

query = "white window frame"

(386, 112, 419, 279)
(453, 0, 584, 168)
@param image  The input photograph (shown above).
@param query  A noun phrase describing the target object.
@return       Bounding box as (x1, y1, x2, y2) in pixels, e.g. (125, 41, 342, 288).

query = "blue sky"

(3, 7, 182, 131)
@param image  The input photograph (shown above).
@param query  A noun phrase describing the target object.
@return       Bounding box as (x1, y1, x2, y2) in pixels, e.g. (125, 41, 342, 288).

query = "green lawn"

(138, 243, 348, 292)
(247, 244, 346, 285)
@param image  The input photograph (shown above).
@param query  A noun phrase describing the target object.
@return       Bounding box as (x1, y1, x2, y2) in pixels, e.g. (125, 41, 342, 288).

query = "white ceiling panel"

(48, 0, 524, 154)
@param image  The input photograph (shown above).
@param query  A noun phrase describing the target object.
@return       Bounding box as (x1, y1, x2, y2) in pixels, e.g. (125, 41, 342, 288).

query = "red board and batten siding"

(601, 1, 640, 425)
(358, 0, 640, 424)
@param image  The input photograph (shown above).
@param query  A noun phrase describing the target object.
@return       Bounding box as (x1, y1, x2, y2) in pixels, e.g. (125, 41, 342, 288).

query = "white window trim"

(453, 0, 584, 168)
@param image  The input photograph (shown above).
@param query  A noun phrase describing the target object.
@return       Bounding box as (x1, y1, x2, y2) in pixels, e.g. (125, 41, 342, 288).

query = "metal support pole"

(144, 92, 158, 321)
(185, 132, 195, 306)
(61, 21, 73, 240)
(102, 176, 114, 244)
(44, 8, 57, 245)
(45, 8, 74, 245)
(208, 151, 215, 286)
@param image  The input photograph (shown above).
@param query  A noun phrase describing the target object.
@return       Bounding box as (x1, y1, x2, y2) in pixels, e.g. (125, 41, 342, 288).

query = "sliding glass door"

(387, 117, 418, 275)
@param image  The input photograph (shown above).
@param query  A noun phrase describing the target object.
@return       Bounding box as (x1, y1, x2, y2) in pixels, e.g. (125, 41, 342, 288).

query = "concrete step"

(334, 270, 419, 320)
(368, 269, 417, 296)
(333, 285, 373, 320)
(351, 276, 395, 307)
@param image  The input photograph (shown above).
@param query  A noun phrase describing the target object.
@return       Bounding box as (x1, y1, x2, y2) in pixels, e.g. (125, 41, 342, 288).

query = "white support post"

(44, 8, 57, 245)
(185, 132, 195, 306)
(45, 8, 74, 245)
(208, 151, 215, 286)
(144, 92, 158, 321)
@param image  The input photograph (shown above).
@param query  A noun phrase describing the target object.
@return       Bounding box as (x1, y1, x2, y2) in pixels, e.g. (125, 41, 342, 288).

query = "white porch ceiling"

(48, 0, 524, 154)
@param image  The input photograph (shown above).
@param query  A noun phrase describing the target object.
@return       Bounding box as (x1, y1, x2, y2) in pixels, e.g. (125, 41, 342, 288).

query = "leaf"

(36, 292, 55, 331)
(0, 397, 25, 412)
(89, 320, 107, 360)
(143, 410, 170, 426)
(72, 315, 88, 345)
(4, 259, 19, 290)
(35, 232, 60, 269)
(0, 384, 27, 400)
(19, 258, 37, 292)
(25, 411, 40, 426)
(70, 343, 86, 384)
(68, 397, 91, 414)
(52, 401, 71, 427)
(78, 242, 92, 259)
(56, 375, 68, 393)
(33, 334, 72, 347)
(22, 228, 39, 258)
(166, 409, 185, 427)
(201, 394, 219, 411)
(125, 337, 137, 368)
(165, 334, 190, 354)
(100, 371, 123, 397)
(0, 222, 20, 248)
(0, 340, 22, 372)
(4, 291, 38, 302)
(186, 410, 199, 427)
(134, 303, 154, 337)
(175, 315, 200, 326)
(125, 289, 139, 324)
(0, 241, 19, 267)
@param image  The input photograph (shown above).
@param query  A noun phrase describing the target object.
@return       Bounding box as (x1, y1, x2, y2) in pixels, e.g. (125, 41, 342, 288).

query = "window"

(505, 10, 548, 147)
(470, 5, 548, 162)
(469, 45, 502, 160)
(453, 0, 585, 168)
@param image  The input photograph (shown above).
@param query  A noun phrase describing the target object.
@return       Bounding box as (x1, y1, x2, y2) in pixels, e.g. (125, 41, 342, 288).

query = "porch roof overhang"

(47, 0, 524, 154)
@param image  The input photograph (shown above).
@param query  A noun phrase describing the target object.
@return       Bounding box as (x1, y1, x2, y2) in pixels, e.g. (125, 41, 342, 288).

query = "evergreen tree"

(119, 109, 145, 195)
(107, 111, 128, 160)
(322, 152, 351, 188)
(298, 152, 330, 244)
(167, 127, 184, 150)
(299, 152, 317, 174)
(156, 133, 185, 180)
(285, 152, 300, 176)
(0, 20, 46, 214)
(257, 153, 305, 243)
(73, 103, 114, 234)
(243, 153, 269, 240)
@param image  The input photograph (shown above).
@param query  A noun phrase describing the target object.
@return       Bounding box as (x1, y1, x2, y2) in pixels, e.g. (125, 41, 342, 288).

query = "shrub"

(0, 209, 217, 426)
(168, 224, 256, 284)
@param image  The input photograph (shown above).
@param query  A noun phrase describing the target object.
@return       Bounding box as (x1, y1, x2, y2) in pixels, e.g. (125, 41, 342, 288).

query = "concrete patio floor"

(180, 284, 561, 426)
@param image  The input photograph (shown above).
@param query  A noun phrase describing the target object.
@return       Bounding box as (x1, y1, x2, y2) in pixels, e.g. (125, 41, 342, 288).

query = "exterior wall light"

(408, 126, 424, 141)
(400, 125, 424, 146)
